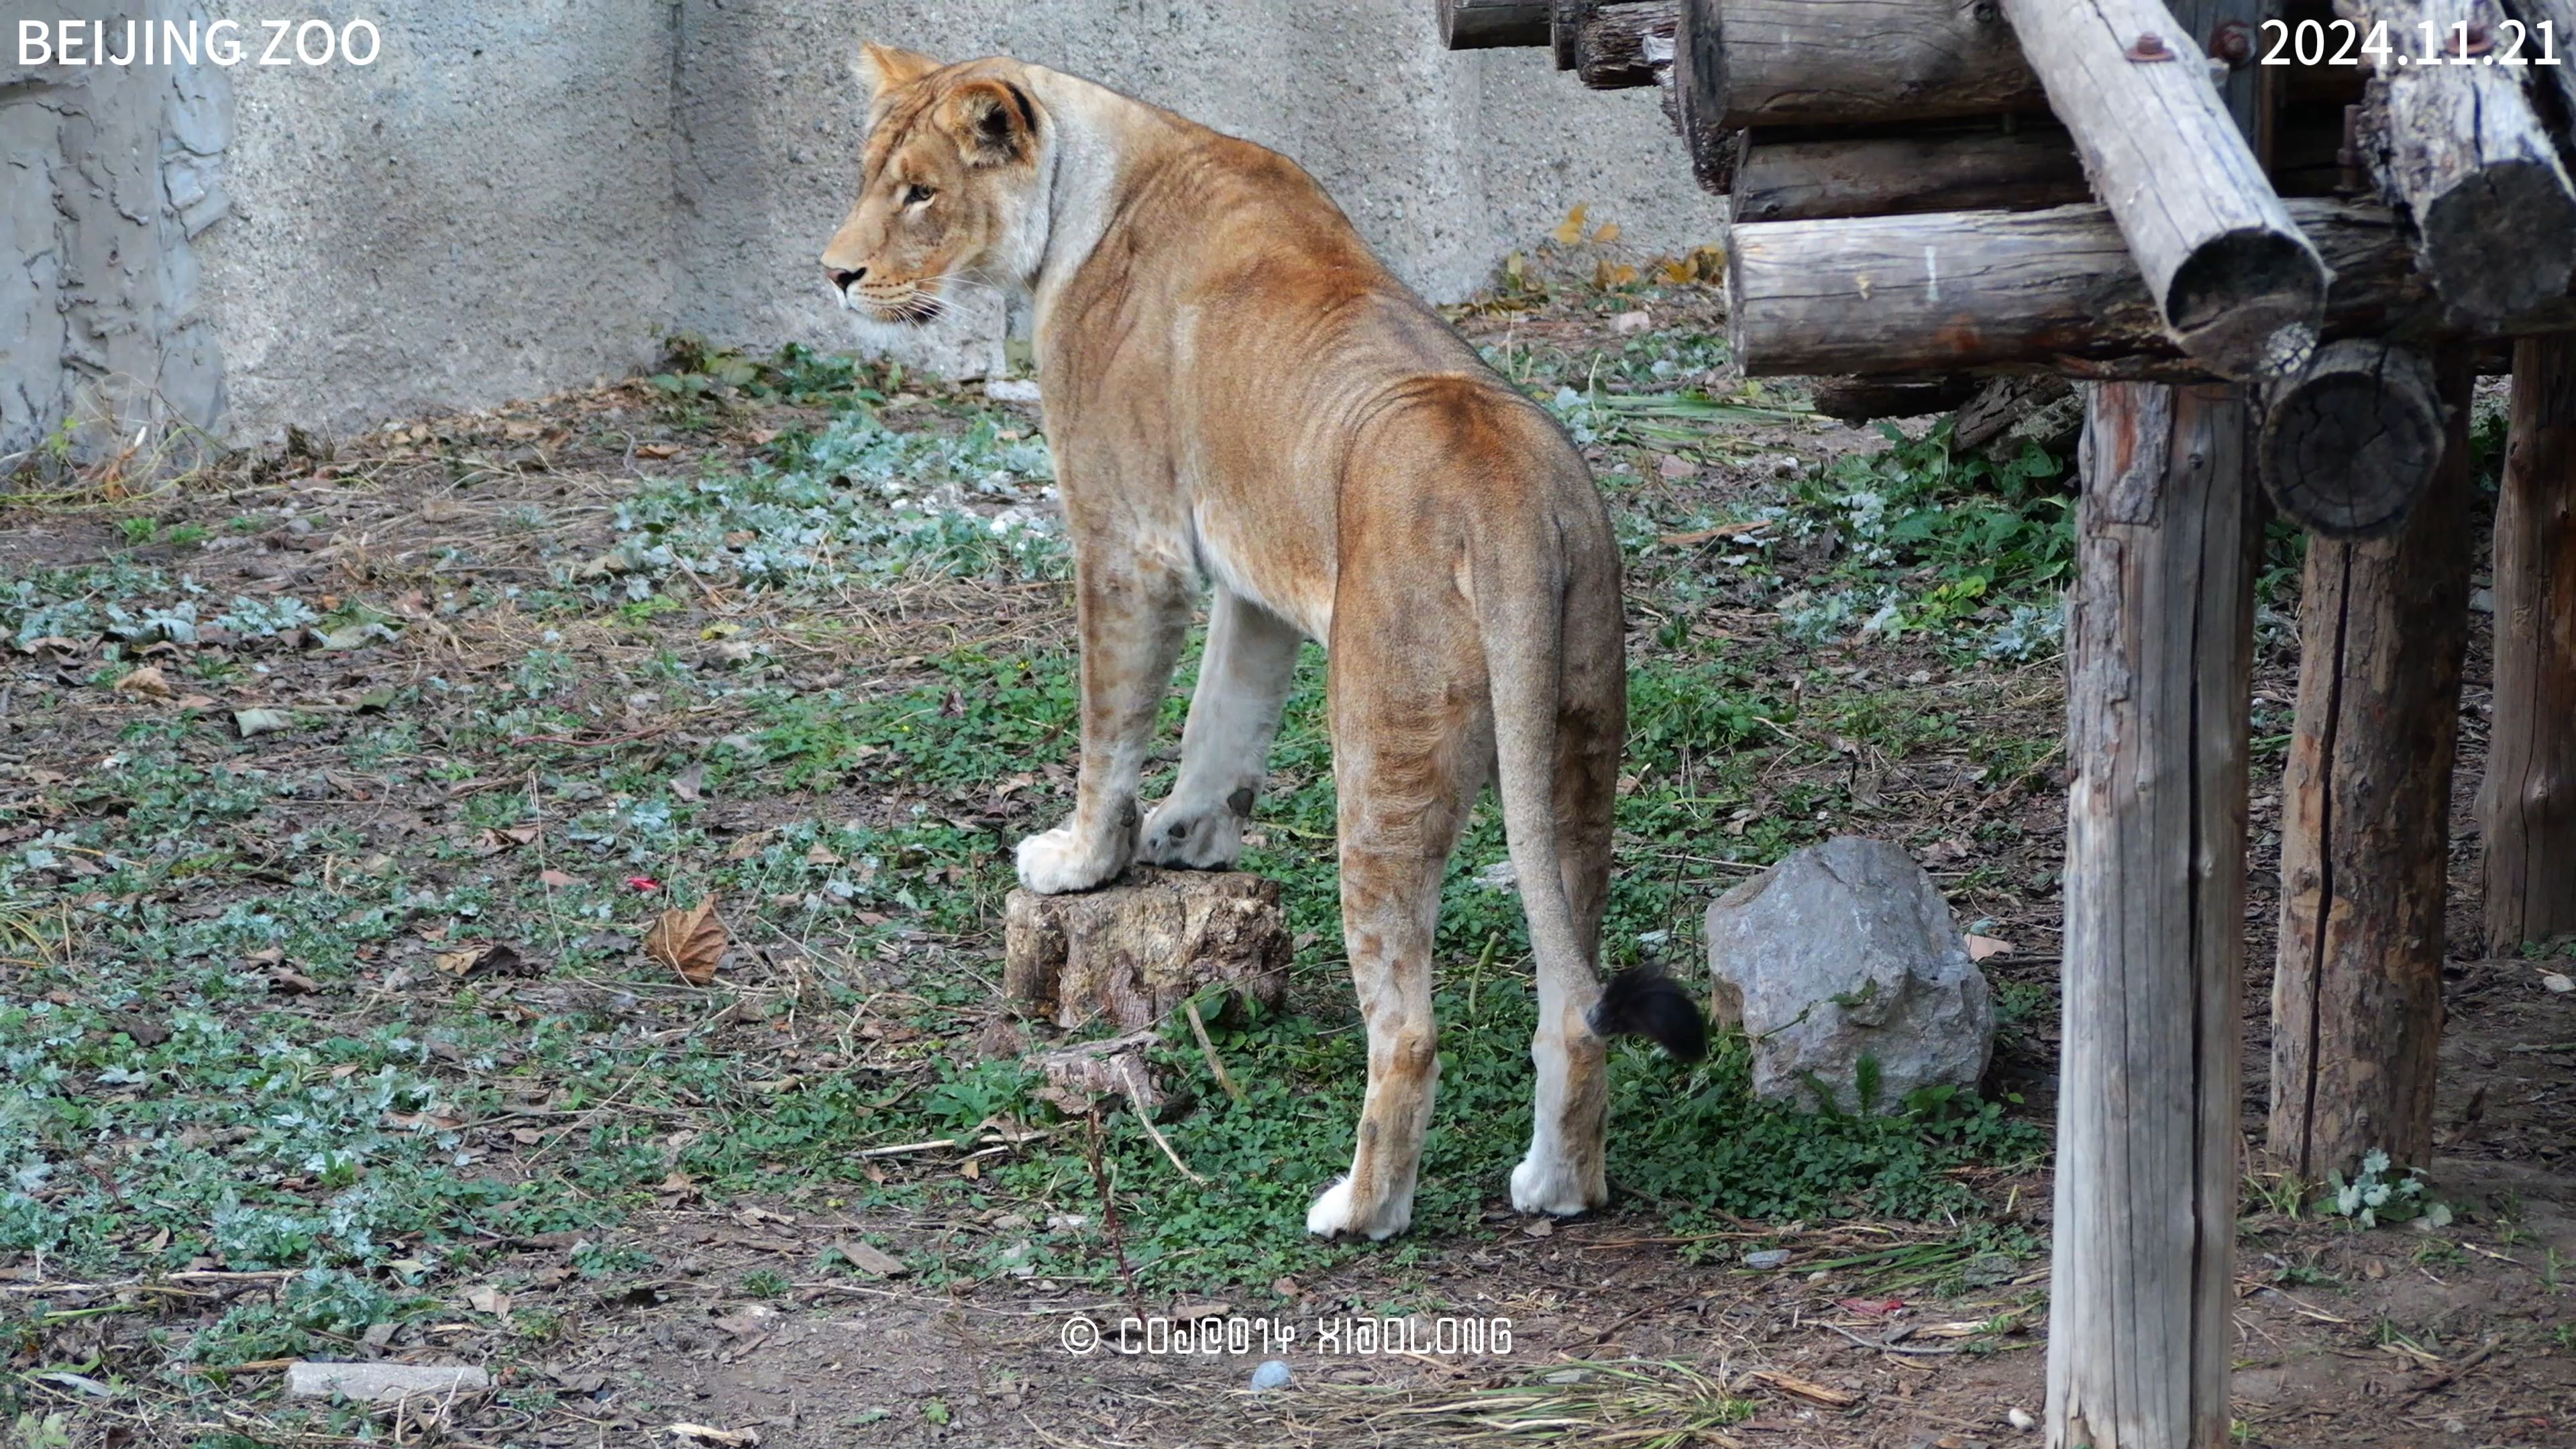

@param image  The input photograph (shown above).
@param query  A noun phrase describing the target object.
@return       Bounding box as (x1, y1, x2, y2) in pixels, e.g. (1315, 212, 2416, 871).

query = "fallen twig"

(1182, 998, 1246, 1107)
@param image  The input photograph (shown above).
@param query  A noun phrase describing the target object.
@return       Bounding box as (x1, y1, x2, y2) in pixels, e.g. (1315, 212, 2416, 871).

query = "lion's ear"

(942, 79, 1037, 166)
(855, 41, 938, 97)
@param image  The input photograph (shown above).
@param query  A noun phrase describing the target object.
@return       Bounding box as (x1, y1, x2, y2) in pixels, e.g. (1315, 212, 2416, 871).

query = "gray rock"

(286, 1361, 490, 1404)
(1250, 1359, 1293, 1390)
(1705, 837, 1994, 1115)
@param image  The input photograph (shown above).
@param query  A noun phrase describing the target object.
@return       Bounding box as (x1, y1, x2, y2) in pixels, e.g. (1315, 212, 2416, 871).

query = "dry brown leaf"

(114, 665, 174, 699)
(646, 894, 727, 985)
(635, 441, 682, 460)
(1551, 203, 1589, 246)
(539, 869, 578, 890)
(1966, 934, 2013, 962)
(466, 1285, 511, 1318)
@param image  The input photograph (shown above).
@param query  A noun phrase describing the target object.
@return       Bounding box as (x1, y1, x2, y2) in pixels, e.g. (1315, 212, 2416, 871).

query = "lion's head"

(821, 44, 1046, 327)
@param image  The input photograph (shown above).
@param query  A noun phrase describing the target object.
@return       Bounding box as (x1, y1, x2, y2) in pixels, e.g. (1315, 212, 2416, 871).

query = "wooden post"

(2051, 381, 2258, 1449)
(2483, 334, 2576, 951)
(2051, 9, 2261, 1448)
(2269, 349, 2477, 1179)
(1998, 0, 2322, 377)
(2347, 0, 2576, 325)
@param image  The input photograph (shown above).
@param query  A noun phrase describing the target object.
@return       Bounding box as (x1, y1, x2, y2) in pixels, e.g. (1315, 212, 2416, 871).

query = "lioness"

(822, 44, 1703, 1240)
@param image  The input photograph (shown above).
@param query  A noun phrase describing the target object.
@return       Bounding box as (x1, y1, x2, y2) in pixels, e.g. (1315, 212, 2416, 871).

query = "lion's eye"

(902, 183, 936, 207)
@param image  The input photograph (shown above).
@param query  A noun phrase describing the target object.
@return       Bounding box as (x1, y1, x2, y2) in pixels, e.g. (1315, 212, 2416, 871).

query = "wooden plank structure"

(1455, 1, 2576, 1443)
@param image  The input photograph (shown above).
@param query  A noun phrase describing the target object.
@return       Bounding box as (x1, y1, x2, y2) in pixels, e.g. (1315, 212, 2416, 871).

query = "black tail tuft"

(1589, 966, 1707, 1063)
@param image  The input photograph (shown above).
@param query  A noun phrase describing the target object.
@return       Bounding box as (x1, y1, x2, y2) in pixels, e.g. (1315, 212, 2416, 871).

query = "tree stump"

(1002, 867, 1290, 1031)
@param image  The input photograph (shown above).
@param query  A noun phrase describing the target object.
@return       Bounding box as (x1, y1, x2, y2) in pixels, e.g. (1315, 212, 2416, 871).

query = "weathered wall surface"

(3, 3, 1717, 451)
(3, 1, 231, 459)
(199, 1, 682, 439)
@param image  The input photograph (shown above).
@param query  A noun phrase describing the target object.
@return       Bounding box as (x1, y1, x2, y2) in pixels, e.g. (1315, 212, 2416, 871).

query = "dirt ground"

(2, 260, 2572, 1449)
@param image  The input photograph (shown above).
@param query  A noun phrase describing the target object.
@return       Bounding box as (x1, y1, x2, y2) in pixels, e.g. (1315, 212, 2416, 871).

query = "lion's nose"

(825, 265, 867, 291)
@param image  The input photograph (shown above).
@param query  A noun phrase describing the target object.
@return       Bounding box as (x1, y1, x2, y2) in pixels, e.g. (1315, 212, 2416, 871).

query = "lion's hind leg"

(1304, 621, 1487, 1241)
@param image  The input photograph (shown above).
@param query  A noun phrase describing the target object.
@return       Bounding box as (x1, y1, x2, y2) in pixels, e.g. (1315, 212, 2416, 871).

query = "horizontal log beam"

(1732, 121, 2091, 223)
(2000, 0, 2324, 378)
(1733, 105, 2362, 224)
(2348, 0, 2576, 325)
(1439, 0, 1552, 48)
(1678, 0, 2047, 133)
(1723, 199, 2525, 378)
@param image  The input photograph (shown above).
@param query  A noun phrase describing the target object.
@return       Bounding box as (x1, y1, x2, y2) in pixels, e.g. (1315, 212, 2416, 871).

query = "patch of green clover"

(603, 407, 1065, 590)
(2324, 1150, 2452, 1230)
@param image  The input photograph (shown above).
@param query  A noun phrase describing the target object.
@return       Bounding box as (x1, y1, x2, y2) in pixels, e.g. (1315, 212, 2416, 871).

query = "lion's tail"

(1476, 515, 1705, 1063)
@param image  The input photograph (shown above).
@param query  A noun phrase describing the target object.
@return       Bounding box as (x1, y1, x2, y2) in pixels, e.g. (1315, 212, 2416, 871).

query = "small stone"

(1250, 1360, 1292, 1391)
(2542, 972, 2573, 994)
(1743, 1248, 1792, 1270)
(2006, 1407, 2037, 1432)
(985, 378, 1042, 404)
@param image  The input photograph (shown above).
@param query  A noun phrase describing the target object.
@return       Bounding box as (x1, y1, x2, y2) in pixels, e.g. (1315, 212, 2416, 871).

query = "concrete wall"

(3, 1, 231, 457)
(201, 1, 682, 438)
(1, 2, 1720, 454)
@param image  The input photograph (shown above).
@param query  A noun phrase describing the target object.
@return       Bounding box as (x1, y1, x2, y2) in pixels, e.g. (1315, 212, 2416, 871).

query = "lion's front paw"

(1509, 1152, 1606, 1219)
(1305, 1177, 1413, 1241)
(1014, 824, 1126, 894)
(1138, 797, 1244, 871)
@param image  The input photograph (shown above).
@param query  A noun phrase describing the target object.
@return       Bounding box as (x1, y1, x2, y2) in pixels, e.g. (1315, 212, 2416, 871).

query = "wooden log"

(1677, 0, 2047, 133)
(1732, 105, 2359, 222)
(1725, 199, 2442, 378)
(1669, 0, 1739, 192)
(2483, 333, 2576, 951)
(1439, 0, 1552, 48)
(2269, 348, 2477, 1179)
(2256, 339, 2449, 537)
(1002, 867, 1289, 1031)
(2051, 380, 2257, 1449)
(1731, 122, 2090, 223)
(1953, 373, 2082, 456)
(2506, 0, 2576, 119)
(1998, 0, 2324, 377)
(1566, 0, 1677, 87)
(2347, 0, 2576, 326)
(1029, 1029, 1166, 1115)
(1808, 374, 1985, 422)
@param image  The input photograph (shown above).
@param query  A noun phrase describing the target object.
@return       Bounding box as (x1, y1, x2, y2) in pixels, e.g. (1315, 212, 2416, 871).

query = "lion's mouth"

(855, 288, 946, 327)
